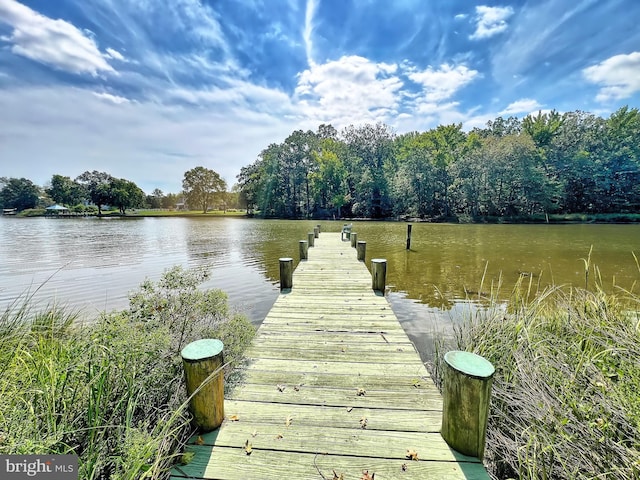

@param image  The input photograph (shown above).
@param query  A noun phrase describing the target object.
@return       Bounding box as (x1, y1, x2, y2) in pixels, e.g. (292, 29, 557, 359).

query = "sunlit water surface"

(2, 217, 639, 361)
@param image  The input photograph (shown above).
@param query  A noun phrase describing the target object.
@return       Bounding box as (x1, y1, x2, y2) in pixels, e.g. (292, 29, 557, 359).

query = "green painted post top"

(181, 339, 224, 362)
(444, 350, 495, 379)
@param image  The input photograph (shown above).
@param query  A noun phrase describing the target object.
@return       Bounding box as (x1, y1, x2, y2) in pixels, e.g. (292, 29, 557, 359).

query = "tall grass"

(0, 266, 255, 479)
(432, 276, 640, 479)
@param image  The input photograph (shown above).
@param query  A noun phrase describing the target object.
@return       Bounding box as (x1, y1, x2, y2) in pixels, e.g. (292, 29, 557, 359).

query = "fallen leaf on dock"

(401, 463, 408, 471)
(275, 433, 283, 439)
(361, 470, 375, 480)
(285, 415, 292, 427)
(360, 416, 368, 429)
(277, 384, 286, 392)
(332, 470, 344, 480)
(244, 440, 253, 455)
(251, 430, 258, 437)
(228, 414, 240, 421)
(406, 449, 418, 461)
(356, 388, 366, 396)
(195, 436, 204, 445)
(346, 406, 354, 412)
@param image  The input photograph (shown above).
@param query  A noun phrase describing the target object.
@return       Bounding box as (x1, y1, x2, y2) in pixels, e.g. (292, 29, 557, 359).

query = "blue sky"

(1, 0, 639, 194)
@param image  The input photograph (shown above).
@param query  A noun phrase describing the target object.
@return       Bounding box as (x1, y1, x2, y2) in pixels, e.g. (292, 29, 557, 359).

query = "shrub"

(432, 285, 640, 479)
(0, 266, 255, 479)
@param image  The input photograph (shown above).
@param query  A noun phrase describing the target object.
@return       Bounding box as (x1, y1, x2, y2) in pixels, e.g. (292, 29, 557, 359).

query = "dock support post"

(406, 224, 412, 250)
(308, 232, 315, 247)
(314, 226, 319, 238)
(357, 241, 366, 262)
(371, 258, 387, 293)
(181, 339, 225, 432)
(299, 240, 308, 260)
(350, 232, 358, 248)
(317, 224, 321, 233)
(441, 350, 495, 459)
(279, 257, 293, 290)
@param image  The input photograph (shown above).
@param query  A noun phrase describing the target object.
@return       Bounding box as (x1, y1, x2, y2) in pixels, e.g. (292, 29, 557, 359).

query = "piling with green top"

(181, 339, 225, 431)
(441, 350, 495, 459)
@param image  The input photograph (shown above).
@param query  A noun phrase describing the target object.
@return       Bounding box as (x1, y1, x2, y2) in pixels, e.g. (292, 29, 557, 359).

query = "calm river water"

(1, 217, 639, 359)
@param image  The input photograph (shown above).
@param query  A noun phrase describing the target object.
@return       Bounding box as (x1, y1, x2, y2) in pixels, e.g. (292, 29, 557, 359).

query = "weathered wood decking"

(171, 232, 490, 480)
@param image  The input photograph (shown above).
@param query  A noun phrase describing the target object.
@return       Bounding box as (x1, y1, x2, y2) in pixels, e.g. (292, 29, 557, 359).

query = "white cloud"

(583, 51, 640, 102)
(0, 86, 295, 193)
(500, 98, 542, 115)
(304, 0, 319, 65)
(295, 55, 404, 126)
(105, 47, 125, 61)
(0, 0, 115, 75)
(93, 92, 131, 104)
(470, 5, 514, 40)
(454, 13, 467, 21)
(408, 63, 478, 102)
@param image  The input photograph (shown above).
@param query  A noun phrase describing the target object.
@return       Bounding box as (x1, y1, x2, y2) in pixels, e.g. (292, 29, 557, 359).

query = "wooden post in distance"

(308, 232, 315, 247)
(406, 224, 412, 250)
(279, 257, 293, 290)
(314, 226, 319, 238)
(350, 232, 358, 248)
(299, 240, 308, 260)
(371, 258, 387, 293)
(357, 241, 366, 262)
(181, 339, 225, 432)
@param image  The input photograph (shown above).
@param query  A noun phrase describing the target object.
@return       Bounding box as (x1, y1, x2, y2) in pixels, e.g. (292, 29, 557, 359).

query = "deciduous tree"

(182, 167, 227, 213)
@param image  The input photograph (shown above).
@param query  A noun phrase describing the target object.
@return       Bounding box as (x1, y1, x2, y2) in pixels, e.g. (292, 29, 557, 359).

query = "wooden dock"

(171, 232, 490, 480)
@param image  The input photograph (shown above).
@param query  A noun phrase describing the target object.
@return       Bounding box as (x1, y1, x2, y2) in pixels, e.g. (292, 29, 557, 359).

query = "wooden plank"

(222, 400, 443, 432)
(226, 384, 442, 410)
(196, 423, 479, 463)
(173, 446, 490, 480)
(237, 370, 436, 391)
(240, 357, 430, 377)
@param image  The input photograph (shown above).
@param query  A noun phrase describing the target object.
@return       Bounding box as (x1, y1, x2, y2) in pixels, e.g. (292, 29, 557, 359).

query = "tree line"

(236, 106, 640, 219)
(0, 167, 230, 214)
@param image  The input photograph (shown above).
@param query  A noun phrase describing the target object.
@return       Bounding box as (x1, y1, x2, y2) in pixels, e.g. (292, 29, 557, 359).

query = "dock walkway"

(171, 232, 489, 479)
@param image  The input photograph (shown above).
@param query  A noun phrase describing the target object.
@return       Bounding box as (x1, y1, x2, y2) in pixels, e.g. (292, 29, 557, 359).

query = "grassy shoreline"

(431, 283, 640, 479)
(0, 267, 255, 480)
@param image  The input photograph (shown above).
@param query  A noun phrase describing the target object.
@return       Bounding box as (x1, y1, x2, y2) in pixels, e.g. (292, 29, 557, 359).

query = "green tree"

(110, 178, 145, 214)
(45, 174, 85, 206)
(0, 178, 41, 211)
(182, 166, 227, 213)
(75, 171, 114, 215)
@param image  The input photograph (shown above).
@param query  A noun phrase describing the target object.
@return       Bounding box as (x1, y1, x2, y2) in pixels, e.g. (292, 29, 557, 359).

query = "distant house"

(2, 208, 17, 215)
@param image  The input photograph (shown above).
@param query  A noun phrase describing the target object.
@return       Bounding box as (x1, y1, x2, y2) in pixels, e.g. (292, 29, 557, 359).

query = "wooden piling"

(299, 240, 308, 260)
(441, 350, 495, 459)
(357, 241, 366, 262)
(350, 232, 358, 248)
(279, 257, 293, 290)
(308, 232, 315, 247)
(314, 226, 319, 238)
(406, 224, 412, 250)
(371, 258, 387, 292)
(316, 224, 321, 233)
(181, 339, 225, 432)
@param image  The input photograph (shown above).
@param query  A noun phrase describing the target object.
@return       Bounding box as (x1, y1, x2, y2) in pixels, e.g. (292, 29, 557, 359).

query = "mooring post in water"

(181, 339, 225, 432)
(406, 224, 412, 250)
(317, 224, 321, 233)
(357, 241, 366, 262)
(371, 258, 387, 293)
(308, 232, 315, 247)
(441, 350, 495, 459)
(299, 240, 308, 260)
(314, 226, 319, 238)
(350, 232, 358, 248)
(279, 257, 293, 290)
